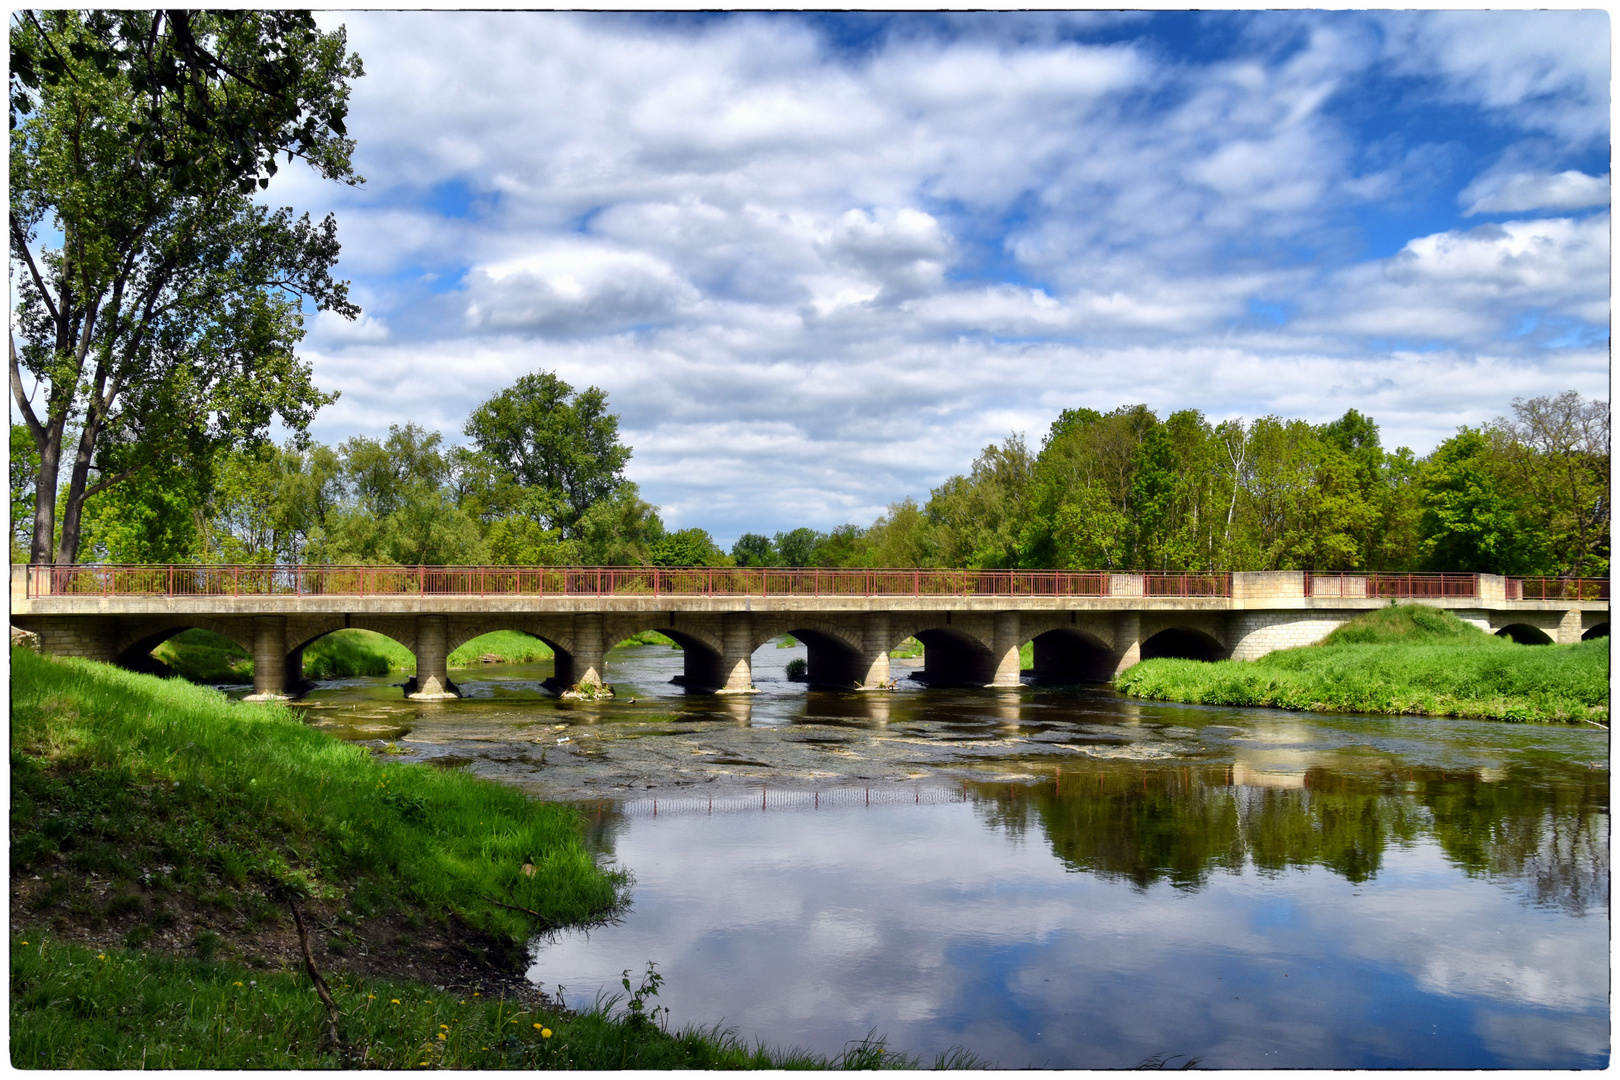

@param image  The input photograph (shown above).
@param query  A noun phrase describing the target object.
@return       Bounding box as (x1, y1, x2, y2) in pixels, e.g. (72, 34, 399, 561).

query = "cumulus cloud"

(1461, 170, 1610, 215)
(276, 12, 1608, 541)
(463, 244, 698, 336)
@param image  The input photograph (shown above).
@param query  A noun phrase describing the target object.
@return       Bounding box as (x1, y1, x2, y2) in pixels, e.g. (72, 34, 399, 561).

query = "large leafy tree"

(10, 10, 362, 565)
(463, 371, 634, 538)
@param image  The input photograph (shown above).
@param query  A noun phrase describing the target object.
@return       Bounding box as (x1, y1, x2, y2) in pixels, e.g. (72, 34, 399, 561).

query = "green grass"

(890, 637, 924, 660)
(1116, 605, 1609, 724)
(10, 647, 621, 947)
(610, 630, 680, 649)
(449, 631, 555, 669)
(151, 630, 252, 683)
(11, 935, 945, 1070)
(305, 630, 414, 678)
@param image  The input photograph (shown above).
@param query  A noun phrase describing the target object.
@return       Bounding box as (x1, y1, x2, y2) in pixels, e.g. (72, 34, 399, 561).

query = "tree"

(11, 424, 41, 559)
(10, 10, 361, 565)
(772, 528, 823, 567)
(731, 532, 776, 567)
(651, 528, 727, 567)
(463, 371, 633, 538)
(1492, 391, 1609, 578)
(1417, 428, 1549, 574)
(926, 433, 1033, 568)
(577, 484, 665, 566)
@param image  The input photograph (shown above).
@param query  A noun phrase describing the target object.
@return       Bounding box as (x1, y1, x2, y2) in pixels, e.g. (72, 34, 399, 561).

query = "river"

(279, 638, 1609, 1068)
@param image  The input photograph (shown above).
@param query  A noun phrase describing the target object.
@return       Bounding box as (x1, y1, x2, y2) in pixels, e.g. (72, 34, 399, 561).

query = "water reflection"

(281, 647, 1608, 1067)
(957, 764, 1607, 913)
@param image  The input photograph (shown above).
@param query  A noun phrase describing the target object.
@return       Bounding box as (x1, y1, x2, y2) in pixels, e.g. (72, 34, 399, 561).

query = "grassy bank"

(1116, 605, 1609, 724)
(11, 647, 619, 962)
(9, 651, 957, 1069)
(11, 935, 933, 1069)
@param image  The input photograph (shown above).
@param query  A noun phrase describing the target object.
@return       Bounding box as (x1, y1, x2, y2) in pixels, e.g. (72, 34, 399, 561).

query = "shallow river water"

(282, 640, 1609, 1069)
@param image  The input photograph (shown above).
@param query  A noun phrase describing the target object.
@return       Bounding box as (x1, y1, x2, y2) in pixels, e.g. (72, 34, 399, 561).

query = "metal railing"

(1304, 573, 1484, 599)
(21, 564, 1608, 603)
(1508, 577, 1610, 601)
(22, 564, 1234, 600)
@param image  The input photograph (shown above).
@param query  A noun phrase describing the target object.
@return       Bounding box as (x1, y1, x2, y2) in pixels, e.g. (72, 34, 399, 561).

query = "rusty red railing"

(1304, 573, 1485, 599)
(21, 565, 1607, 602)
(1509, 577, 1610, 602)
(22, 564, 1236, 600)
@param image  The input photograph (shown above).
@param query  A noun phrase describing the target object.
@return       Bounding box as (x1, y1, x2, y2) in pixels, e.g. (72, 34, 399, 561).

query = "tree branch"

(9, 214, 64, 328)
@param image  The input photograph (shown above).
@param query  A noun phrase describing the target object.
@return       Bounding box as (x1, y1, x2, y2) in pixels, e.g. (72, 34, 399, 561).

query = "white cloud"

(1461, 170, 1610, 216)
(1379, 11, 1611, 145)
(269, 12, 1608, 542)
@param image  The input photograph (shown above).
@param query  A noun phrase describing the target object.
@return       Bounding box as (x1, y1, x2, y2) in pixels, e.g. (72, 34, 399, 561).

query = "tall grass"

(10, 648, 622, 944)
(11, 935, 941, 1070)
(449, 631, 555, 668)
(151, 629, 252, 683)
(1116, 605, 1609, 724)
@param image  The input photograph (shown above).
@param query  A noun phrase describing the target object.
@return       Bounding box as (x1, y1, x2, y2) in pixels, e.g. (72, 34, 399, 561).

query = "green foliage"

(1116, 613, 1608, 724)
(772, 528, 821, 567)
(448, 632, 554, 668)
(10, 10, 360, 564)
(463, 370, 633, 539)
(576, 484, 666, 565)
(730, 532, 775, 567)
(10, 648, 623, 945)
(11, 424, 42, 560)
(303, 630, 412, 678)
(650, 528, 727, 568)
(1416, 428, 1548, 574)
(12, 935, 903, 1070)
(151, 629, 253, 683)
(1319, 604, 1487, 646)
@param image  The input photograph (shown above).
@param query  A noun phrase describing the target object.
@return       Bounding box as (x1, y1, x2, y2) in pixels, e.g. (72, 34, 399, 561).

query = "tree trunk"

(29, 426, 63, 567)
(54, 416, 101, 565)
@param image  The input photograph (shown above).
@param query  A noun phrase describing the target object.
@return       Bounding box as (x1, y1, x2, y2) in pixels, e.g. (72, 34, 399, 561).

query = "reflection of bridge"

(11, 565, 1608, 701)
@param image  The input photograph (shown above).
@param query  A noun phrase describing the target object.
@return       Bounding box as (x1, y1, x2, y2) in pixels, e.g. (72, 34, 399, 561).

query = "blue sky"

(275, 10, 1610, 544)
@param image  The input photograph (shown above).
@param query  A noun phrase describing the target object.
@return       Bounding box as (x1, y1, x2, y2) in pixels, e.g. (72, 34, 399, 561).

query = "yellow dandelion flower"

(97, 954, 107, 961)
(233, 981, 244, 987)
(542, 1028, 553, 1039)
(437, 1033, 446, 1041)
(440, 1024, 449, 1030)
(533, 1023, 543, 1030)
(391, 999, 401, 1005)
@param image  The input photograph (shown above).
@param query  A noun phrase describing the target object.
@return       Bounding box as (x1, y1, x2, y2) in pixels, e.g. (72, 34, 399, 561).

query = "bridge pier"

(1557, 608, 1584, 644)
(572, 613, 606, 689)
(244, 616, 290, 701)
(1110, 611, 1141, 676)
(991, 612, 1023, 687)
(406, 614, 460, 700)
(714, 613, 757, 694)
(858, 612, 892, 688)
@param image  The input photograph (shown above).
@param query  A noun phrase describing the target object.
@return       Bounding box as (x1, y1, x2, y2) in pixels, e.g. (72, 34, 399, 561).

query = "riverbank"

(1116, 605, 1609, 724)
(8, 649, 932, 1068)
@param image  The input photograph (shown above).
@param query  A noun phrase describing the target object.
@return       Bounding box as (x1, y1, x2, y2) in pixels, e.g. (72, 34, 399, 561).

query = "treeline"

(735, 393, 1609, 578)
(12, 377, 1607, 579)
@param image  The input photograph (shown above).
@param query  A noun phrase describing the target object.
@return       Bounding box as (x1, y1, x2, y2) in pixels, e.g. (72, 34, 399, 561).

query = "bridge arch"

(1496, 623, 1553, 645)
(115, 618, 255, 664)
(1026, 627, 1114, 683)
(1141, 626, 1227, 662)
(1582, 622, 1609, 641)
(912, 626, 1001, 686)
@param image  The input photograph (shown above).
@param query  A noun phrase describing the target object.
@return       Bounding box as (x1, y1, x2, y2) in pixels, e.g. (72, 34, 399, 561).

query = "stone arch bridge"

(11, 566, 1607, 701)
